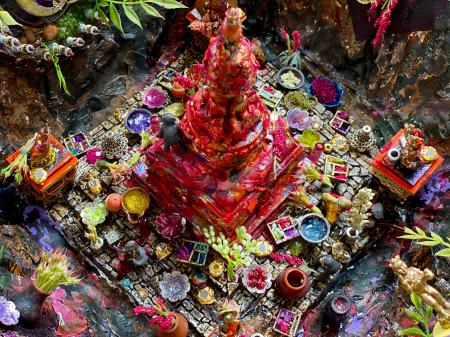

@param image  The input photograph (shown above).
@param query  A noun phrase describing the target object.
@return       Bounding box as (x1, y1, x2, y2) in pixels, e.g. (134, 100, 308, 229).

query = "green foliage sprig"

(399, 227, 450, 257)
(47, 47, 72, 96)
(204, 226, 258, 279)
(94, 0, 187, 33)
(0, 135, 36, 185)
(34, 249, 80, 293)
(0, 11, 21, 31)
(399, 293, 433, 337)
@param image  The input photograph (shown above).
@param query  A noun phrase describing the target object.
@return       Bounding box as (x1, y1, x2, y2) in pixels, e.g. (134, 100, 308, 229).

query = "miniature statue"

(217, 299, 241, 337)
(321, 192, 351, 225)
(119, 240, 149, 267)
(29, 124, 56, 169)
(157, 113, 186, 152)
(389, 255, 450, 328)
(400, 123, 425, 170)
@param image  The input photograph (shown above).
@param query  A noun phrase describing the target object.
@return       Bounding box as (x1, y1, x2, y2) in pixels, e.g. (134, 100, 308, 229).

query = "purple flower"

(142, 87, 168, 109)
(0, 297, 20, 326)
(287, 109, 311, 132)
(85, 148, 104, 165)
(159, 271, 190, 302)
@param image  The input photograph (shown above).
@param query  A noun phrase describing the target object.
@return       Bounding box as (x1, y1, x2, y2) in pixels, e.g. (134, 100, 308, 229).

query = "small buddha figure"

(389, 255, 450, 328)
(217, 299, 241, 337)
(400, 124, 425, 170)
(29, 124, 56, 169)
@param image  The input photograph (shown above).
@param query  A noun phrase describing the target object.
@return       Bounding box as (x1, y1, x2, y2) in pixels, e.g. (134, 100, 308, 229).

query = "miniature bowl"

(124, 108, 152, 134)
(276, 67, 305, 91)
(306, 79, 343, 109)
(298, 213, 330, 243)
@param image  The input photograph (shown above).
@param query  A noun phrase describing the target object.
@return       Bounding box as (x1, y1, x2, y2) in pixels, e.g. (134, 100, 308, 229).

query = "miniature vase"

(12, 283, 50, 326)
(324, 294, 351, 324)
(277, 50, 302, 69)
(171, 82, 186, 99)
(276, 267, 310, 300)
(105, 193, 122, 213)
(156, 313, 189, 337)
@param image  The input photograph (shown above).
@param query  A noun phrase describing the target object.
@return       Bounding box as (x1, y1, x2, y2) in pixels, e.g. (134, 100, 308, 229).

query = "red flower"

(280, 28, 288, 42)
(292, 31, 301, 51)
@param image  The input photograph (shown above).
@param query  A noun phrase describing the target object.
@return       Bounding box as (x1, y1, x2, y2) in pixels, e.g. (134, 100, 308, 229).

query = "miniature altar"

(129, 8, 303, 237)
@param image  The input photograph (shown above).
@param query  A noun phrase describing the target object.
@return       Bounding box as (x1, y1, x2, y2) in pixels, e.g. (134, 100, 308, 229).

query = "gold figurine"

(217, 299, 241, 337)
(389, 255, 450, 329)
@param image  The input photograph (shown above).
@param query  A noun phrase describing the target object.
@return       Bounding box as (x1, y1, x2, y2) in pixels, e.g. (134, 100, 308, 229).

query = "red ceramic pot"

(171, 82, 186, 99)
(105, 193, 122, 213)
(156, 313, 189, 337)
(276, 267, 310, 300)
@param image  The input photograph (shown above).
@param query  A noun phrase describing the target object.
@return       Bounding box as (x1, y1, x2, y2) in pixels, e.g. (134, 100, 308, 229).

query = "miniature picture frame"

(273, 308, 300, 337)
(64, 132, 91, 156)
(324, 155, 349, 182)
(156, 68, 177, 90)
(329, 110, 353, 135)
(267, 216, 300, 245)
(176, 240, 209, 266)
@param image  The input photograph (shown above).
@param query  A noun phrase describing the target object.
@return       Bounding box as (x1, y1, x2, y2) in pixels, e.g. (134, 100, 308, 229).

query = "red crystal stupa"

(130, 8, 303, 237)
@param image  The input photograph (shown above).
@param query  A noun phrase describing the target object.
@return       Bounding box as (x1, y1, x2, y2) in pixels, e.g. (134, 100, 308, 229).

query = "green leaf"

(425, 306, 433, 320)
(398, 235, 422, 240)
(97, 1, 108, 7)
(410, 293, 422, 311)
(399, 327, 426, 336)
(147, 0, 188, 9)
(417, 241, 440, 247)
(436, 248, 450, 257)
(430, 231, 443, 242)
(109, 3, 123, 33)
(122, 4, 142, 29)
(141, 3, 164, 18)
(415, 227, 426, 237)
(405, 309, 422, 322)
(96, 7, 110, 26)
(0, 11, 22, 26)
(404, 227, 416, 235)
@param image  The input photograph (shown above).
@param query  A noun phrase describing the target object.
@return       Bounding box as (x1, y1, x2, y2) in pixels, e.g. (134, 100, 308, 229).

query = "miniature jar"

(383, 148, 401, 167)
(156, 312, 189, 337)
(324, 294, 351, 324)
(105, 193, 122, 213)
(171, 82, 186, 99)
(276, 267, 310, 300)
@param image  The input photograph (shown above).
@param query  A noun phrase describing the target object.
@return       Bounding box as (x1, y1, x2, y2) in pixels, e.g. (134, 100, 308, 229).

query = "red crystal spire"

(180, 7, 270, 169)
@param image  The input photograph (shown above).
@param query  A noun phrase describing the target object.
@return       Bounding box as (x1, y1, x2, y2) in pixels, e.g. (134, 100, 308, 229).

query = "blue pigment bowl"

(298, 213, 330, 244)
(306, 79, 343, 109)
(124, 108, 152, 134)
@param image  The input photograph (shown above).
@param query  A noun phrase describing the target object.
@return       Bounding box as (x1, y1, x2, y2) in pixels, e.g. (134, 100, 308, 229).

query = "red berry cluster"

(270, 252, 303, 266)
(246, 267, 268, 290)
(273, 118, 287, 157)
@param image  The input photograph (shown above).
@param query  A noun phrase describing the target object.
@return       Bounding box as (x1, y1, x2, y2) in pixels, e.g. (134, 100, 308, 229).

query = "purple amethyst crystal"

(142, 87, 168, 109)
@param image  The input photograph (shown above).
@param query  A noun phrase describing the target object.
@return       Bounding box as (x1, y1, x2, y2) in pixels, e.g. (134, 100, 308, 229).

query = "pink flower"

(280, 28, 291, 54)
(280, 28, 288, 41)
(150, 316, 165, 326)
(292, 31, 301, 51)
(85, 148, 104, 165)
(134, 306, 157, 317)
(155, 297, 167, 312)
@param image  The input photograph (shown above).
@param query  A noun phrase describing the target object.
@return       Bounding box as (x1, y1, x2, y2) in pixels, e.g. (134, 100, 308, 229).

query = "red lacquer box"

(371, 129, 443, 199)
(6, 135, 78, 202)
